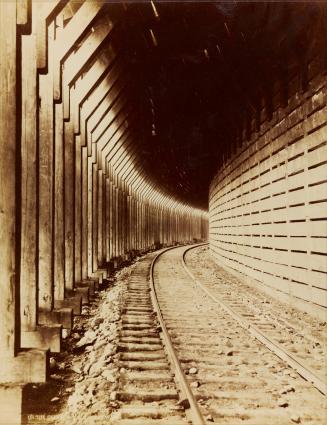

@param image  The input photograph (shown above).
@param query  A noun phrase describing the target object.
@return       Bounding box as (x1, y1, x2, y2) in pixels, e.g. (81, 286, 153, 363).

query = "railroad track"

(183, 245, 326, 395)
(111, 245, 326, 425)
(110, 253, 191, 425)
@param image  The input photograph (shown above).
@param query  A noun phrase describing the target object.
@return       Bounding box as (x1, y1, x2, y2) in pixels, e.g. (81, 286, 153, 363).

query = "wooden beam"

(97, 169, 105, 265)
(17, 0, 29, 26)
(64, 118, 75, 291)
(96, 109, 130, 170)
(87, 152, 96, 275)
(103, 122, 136, 175)
(36, 1, 64, 70)
(63, 11, 115, 87)
(54, 102, 65, 301)
(38, 22, 55, 312)
(79, 60, 123, 148)
(20, 21, 37, 333)
(91, 96, 128, 147)
(0, 0, 18, 359)
(105, 130, 133, 163)
(105, 177, 110, 261)
(54, 0, 106, 99)
(85, 80, 127, 144)
(112, 142, 137, 176)
(81, 146, 88, 279)
(64, 44, 117, 127)
(75, 135, 82, 282)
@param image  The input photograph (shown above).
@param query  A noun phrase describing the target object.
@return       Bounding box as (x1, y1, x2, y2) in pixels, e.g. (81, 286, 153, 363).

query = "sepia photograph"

(0, 1, 326, 424)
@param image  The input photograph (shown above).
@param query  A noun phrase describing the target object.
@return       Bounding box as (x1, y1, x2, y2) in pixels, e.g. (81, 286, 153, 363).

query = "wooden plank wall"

(209, 67, 327, 311)
(0, 0, 209, 394)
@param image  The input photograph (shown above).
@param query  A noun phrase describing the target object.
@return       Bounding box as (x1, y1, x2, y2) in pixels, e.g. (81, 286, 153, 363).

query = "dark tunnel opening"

(105, 1, 327, 209)
(1, 2, 327, 423)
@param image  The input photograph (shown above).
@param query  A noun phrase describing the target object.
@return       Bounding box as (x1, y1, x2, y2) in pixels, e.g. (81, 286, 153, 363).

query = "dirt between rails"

(22, 256, 147, 425)
(156, 246, 327, 425)
(185, 246, 327, 347)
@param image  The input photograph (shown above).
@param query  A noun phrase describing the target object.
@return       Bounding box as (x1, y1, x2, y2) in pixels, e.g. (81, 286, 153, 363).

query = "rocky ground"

(23, 257, 144, 425)
(186, 246, 327, 344)
(23, 246, 326, 425)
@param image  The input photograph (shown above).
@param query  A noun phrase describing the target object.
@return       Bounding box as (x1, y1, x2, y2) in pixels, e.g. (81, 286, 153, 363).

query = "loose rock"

(62, 329, 70, 339)
(71, 365, 82, 374)
(78, 329, 96, 345)
(49, 357, 57, 370)
(57, 362, 66, 371)
(189, 367, 198, 374)
(50, 374, 64, 381)
(109, 401, 119, 408)
(176, 398, 190, 409)
(109, 391, 117, 401)
(93, 317, 104, 327)
(102, 370, 115, 382)
(190, 381, 200, 388)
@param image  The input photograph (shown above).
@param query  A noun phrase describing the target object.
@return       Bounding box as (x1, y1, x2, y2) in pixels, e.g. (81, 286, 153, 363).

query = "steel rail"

(182, 245, 327, 396)
(150, 244, 206, 425)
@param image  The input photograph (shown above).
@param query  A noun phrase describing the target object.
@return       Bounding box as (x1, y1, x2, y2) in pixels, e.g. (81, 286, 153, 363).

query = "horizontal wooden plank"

(214, 234, 327, 254)
(212, 239, 327, 273)
(210, 244, 327, 303)
(307, 143, 327, 168)
(212, 220, 327, 238)
(211, 125, 327, 201)
(210, 80, 327, 311)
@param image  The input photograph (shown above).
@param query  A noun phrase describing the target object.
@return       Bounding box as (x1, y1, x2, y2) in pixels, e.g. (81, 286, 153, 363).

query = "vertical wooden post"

(134, 197, 137, 249)
(109, 178, 114, 260)
(102, 173, 107, 264)
(118, 187, 122, 256)
(97, 169, 103, 266)
(105, 177, 110, 262)
(64, 118, 75, 291)
(138, 200, 141, 250)
(125, 184, 129, 255)
(87, 155, 94, 277)
(53, 14, 65, 303)
(115, 181, 120, 257)
(121, 185, 125, 256)
(0, 0, 18, 360)
(126, 189, 129, 253)
(38, 22, 54, 312)
(130, 195, 133, 251)
(92, 162, 98, 273)
(54, 102, 65, 301)
(135, 200, 139, 250)
(20, 22, 37, 333)
(141, 203, 144, 250)
(114, 186, 119, 257)
(81, 147, 88, 280)
(74, 135, 82, 283)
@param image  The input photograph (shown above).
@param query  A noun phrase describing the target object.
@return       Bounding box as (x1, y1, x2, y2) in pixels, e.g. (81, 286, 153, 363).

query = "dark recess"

(111, 1, 327, 209)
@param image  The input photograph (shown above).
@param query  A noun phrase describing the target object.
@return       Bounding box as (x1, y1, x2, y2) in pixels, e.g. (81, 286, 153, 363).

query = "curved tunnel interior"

(65, 0, 327, 209)
(0, 1, 327, 417)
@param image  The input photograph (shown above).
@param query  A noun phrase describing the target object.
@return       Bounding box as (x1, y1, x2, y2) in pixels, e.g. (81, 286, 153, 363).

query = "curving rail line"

(181, 244, 327, 396)
(112, 243, 326, 425)
(150, 245, 207, 425)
